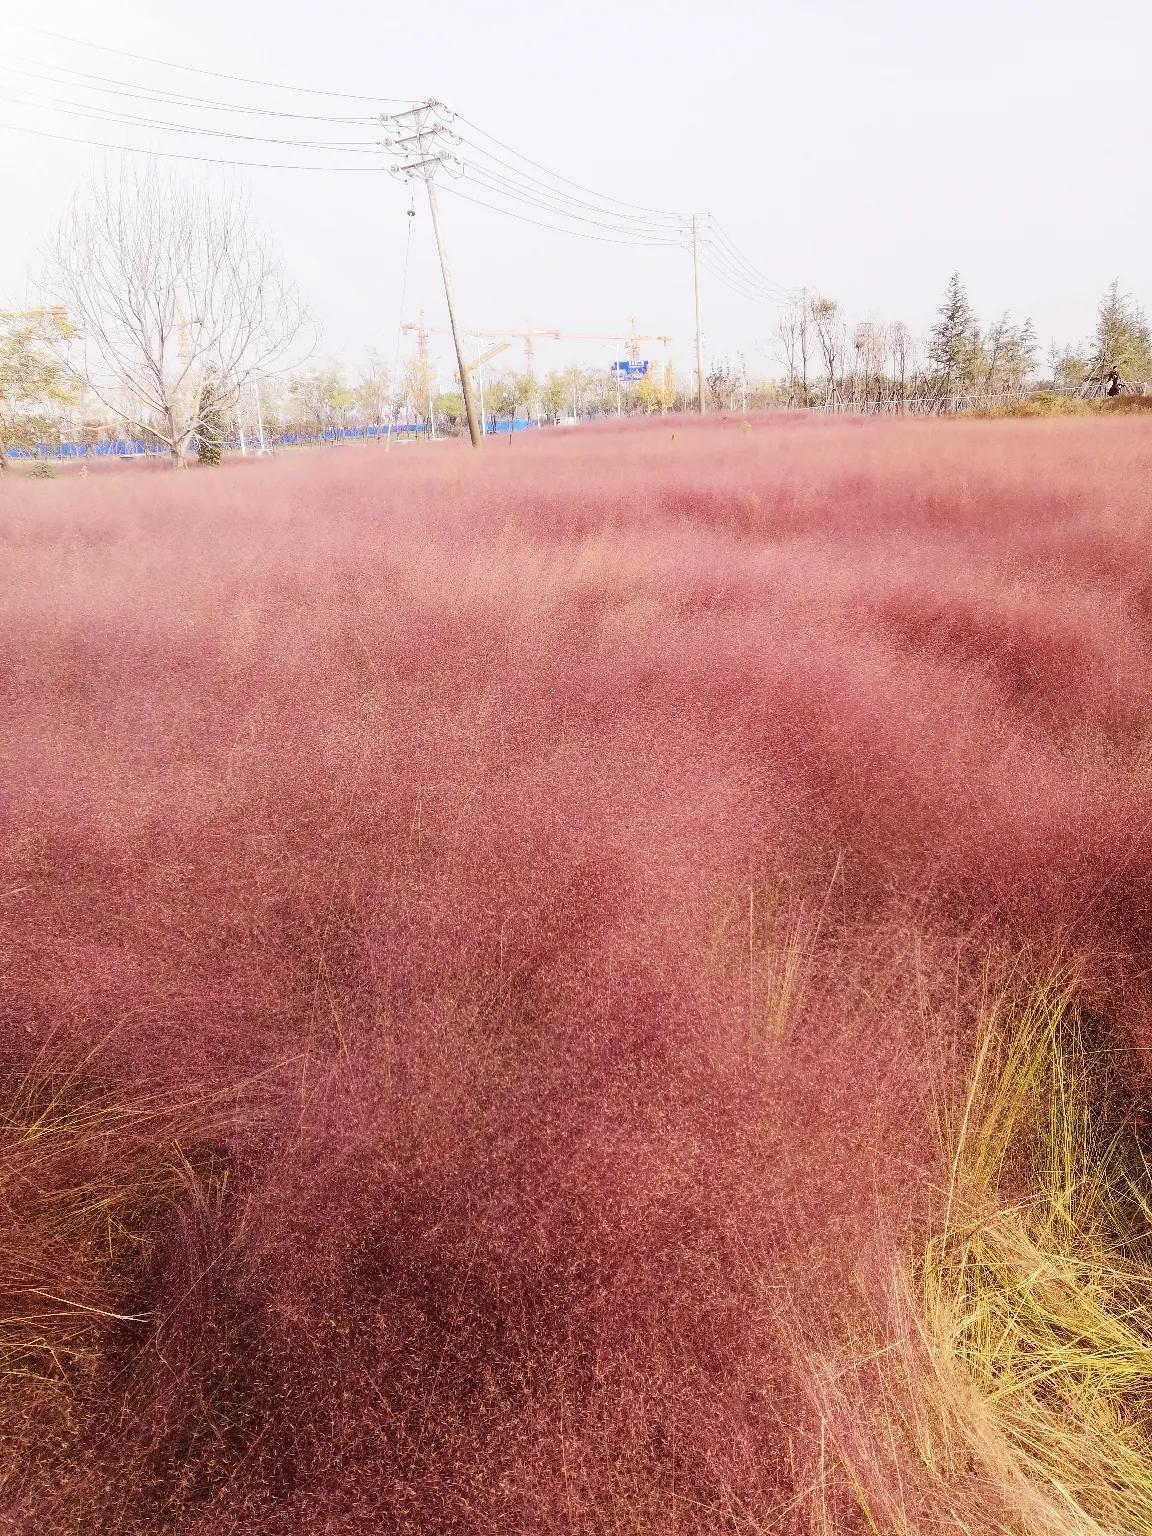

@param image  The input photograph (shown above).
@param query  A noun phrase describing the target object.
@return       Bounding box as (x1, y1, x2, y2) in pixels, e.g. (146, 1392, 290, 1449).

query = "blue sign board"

(610, 360, 650, 379)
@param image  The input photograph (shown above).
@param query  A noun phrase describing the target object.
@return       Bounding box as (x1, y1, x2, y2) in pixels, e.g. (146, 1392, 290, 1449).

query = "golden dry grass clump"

(877, 981, 1152, 1536)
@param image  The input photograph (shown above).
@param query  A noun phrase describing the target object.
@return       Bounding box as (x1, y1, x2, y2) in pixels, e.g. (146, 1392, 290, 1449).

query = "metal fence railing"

(808, 384, 1151, 415)
(14, 389, 1149, 460)
(7, 417, 549, 461)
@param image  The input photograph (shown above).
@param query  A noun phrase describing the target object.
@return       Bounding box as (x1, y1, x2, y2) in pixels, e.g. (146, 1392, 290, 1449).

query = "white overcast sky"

(1, 1, 1148, 380)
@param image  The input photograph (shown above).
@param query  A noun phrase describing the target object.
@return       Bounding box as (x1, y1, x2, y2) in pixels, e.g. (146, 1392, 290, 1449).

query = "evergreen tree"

(197, 373, 225, 466)
(982, 313, 1037, 393)
(1089, 280, 1152, 390)
(1016, 318, 1038, 380)
(1050, 344, 1091, 392)
(929, 273, 980, 393)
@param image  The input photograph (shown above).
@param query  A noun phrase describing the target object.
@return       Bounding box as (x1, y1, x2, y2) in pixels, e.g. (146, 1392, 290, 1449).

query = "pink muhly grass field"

(2, 414, 1152, 1533)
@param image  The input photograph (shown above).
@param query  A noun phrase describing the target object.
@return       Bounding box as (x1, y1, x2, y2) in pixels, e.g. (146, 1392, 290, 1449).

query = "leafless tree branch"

(45, 162, 314, 467)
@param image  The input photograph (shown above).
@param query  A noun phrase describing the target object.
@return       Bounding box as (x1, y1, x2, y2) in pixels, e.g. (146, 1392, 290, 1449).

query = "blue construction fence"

(9, 418, 545, 460)
(9, 438, 168, 460)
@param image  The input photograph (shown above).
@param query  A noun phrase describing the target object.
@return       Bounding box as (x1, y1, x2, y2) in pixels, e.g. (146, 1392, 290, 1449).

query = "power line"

(0, 116, 386, 170)
(3, 48, 797, 291)
(0, 53, 376, 122)
(453, 114, 798, 326)
(456, 114, 684, 220)
(6, 22, 417, 103)
(457, 134, 685, 227)
(457, 137, 686, 231)
(698, 236, 794, 302)
(438, 181, 689, 247)
(3, 57, 804, 359)
(698, 248, 791, 308)
(697, 241, 797, 306)
(705, 216, 794, 298)
(459, 163, 685, 243)
(2, 113, 782, 288)
(0, 86, 384, 151)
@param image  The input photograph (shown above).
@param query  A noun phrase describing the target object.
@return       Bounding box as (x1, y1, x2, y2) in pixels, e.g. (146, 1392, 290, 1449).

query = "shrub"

(1100, 392, 1152, 413)
(996, 390, 1092, 417)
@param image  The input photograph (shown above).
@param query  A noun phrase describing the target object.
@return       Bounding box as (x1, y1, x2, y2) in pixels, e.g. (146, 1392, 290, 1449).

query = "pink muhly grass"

(2, 414, 1152, 1531)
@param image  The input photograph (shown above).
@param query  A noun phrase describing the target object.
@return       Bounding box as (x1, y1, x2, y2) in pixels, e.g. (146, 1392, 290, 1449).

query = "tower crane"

(402, 311, 673, 376)
(558, 318, 675, 364)
(0, 306, 68, 322)
(402, 312, 557, 376)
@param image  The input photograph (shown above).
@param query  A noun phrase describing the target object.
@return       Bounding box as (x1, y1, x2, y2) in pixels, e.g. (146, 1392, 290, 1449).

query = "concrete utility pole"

(692, 213, 706, 414)
(381, 101, 482, 448)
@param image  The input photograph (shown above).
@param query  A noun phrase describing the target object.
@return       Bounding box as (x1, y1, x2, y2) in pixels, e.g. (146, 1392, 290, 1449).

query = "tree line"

(772, 273, 1152, 412)
(4, 166, 1152, 468)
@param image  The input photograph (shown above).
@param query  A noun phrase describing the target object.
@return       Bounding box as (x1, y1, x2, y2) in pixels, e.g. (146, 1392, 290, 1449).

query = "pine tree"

(982, 314, 1036, 394)
(197, 374, 225, 467)
(929, 273, 980, 394)
(1016, 318, 1038, 383)
(1089, 280, 1152, 391)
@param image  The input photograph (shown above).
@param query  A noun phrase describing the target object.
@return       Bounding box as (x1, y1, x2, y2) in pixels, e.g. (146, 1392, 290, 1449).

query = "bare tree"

(851, 322, 883, 408)
(888, 321, 912, 409)
(808, 296, 844, 406)
(776, 299, 804, 406)
(354, 350, 393, 438)
(46, 165, 310, 468)
(776, 297, 814, 408)
(706, 358, 737, 411)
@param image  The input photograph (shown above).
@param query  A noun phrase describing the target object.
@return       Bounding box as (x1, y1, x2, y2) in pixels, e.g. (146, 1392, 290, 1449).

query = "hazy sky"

(2, 1, 1148, 381)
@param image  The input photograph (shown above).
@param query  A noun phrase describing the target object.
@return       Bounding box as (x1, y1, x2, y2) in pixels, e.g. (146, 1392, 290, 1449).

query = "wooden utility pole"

(381, 102, 482, 448)
(692, 214, 706, 414)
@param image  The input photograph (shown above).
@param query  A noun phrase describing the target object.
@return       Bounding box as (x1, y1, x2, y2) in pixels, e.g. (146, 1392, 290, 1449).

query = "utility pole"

(381, 101, 482, 449)
(692, 213, 706, 414)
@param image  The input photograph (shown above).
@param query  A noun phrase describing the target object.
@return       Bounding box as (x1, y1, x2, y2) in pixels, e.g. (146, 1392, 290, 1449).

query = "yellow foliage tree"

(635, 360, 676, 415)
(0, 311, 75, 470)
